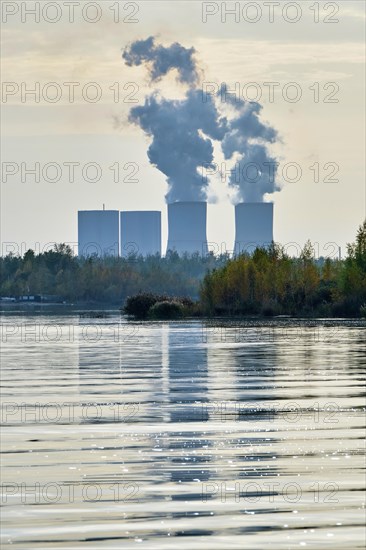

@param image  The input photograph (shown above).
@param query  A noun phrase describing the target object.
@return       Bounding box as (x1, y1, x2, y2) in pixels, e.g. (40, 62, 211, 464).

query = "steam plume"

(221, 91, 280, 202)
(123, 38, 280, 204)
(129, 90, 226, 202)
(123, 36, 199, 85)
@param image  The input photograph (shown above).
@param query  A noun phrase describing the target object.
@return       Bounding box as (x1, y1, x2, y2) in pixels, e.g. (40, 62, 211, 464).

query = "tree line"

(200, 221, 366, 317)
(0, 244, 226, 303)
(1, 221, 365, 317)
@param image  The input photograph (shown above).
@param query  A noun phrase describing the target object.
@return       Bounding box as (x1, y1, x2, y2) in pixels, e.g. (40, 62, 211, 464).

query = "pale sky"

(1, 0, 365, 257)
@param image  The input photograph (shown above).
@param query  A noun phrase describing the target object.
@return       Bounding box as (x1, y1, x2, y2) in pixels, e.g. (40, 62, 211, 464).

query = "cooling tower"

(78, 210, 119, 257)
(234, 202, 273, 254)
(167, 201, 208, 255)
(120, 211, 161, 257)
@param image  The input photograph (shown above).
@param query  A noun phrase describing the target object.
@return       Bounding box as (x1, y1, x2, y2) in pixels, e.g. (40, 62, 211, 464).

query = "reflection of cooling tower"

(234, 202, 273, 254)
(167, 201, 208, 255)
(78, 210, 119, 257)
(120, 211, 161, 257)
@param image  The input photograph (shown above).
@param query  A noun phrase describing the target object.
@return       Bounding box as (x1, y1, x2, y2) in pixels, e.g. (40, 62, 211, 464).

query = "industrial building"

(77, 201, 274, 258)
(166, 201, 209, 256)
(78, 210, 119, 257)
(120, 211, 161, 257)
(234, 202, 273, 254)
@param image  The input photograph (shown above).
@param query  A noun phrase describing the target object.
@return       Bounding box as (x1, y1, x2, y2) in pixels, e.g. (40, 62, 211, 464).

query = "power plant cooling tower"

(120, 211, 161, 257)
(167, 201, 208, 256)
(234, 202, 273, 254)
(78, 210, 119, 257)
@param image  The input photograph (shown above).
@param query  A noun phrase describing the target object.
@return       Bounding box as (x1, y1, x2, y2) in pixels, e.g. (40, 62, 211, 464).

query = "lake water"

(1, 313, 365, 549)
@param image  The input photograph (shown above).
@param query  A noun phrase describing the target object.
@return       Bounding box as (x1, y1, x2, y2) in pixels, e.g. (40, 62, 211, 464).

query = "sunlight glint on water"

(1, 314, 365, 549)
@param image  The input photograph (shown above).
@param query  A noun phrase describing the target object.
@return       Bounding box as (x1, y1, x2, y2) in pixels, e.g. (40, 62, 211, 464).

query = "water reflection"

(164, 323, 212, 495)
(1, 315, 365, 548)
(167, 323, 208, 422)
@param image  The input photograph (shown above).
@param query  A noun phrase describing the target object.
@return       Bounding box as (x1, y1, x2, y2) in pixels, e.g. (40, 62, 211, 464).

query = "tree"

(347, 220, 366, 272)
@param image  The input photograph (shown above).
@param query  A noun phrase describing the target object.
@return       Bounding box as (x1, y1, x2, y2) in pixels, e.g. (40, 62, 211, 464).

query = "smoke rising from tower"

(128, 90, 227, 202)
(123, 38, 280, 204)
(122, 36, 200, 85)
(221, 90, 280, 202)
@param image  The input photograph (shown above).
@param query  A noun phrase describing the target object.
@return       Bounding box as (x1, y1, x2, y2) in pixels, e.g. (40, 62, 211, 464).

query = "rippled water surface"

(1, 313, 365, 549)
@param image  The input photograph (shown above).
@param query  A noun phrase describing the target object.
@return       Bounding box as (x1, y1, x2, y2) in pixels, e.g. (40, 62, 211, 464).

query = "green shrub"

(123, 292, 168, 318)
(123, 292, 196, 319)
(148, 300, 185, 320)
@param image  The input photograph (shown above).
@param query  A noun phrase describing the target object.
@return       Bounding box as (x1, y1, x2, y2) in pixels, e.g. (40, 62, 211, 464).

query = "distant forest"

(1, 221, 365, 317)
(0, 246, 225, 303)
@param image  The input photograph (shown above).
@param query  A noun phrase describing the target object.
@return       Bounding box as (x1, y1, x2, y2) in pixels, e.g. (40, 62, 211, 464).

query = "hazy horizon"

(1, 1, 365, 257)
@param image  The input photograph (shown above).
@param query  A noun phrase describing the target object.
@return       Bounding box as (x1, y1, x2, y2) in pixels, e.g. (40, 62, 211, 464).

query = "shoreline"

(1, 305, 365, 324)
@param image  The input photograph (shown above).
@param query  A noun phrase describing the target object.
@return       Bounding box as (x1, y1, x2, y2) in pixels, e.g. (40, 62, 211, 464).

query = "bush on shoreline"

(123, 292, 196, 319)
(148, 300, 185, 320)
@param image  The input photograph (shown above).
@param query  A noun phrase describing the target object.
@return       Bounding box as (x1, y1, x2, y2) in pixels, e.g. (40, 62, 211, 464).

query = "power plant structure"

(120, 211, 161, 257)
(77, 202, 274, 257)
(78, 210, 119, 257)
(234, 202, 274, 255)
(166, 201, 208, 256)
